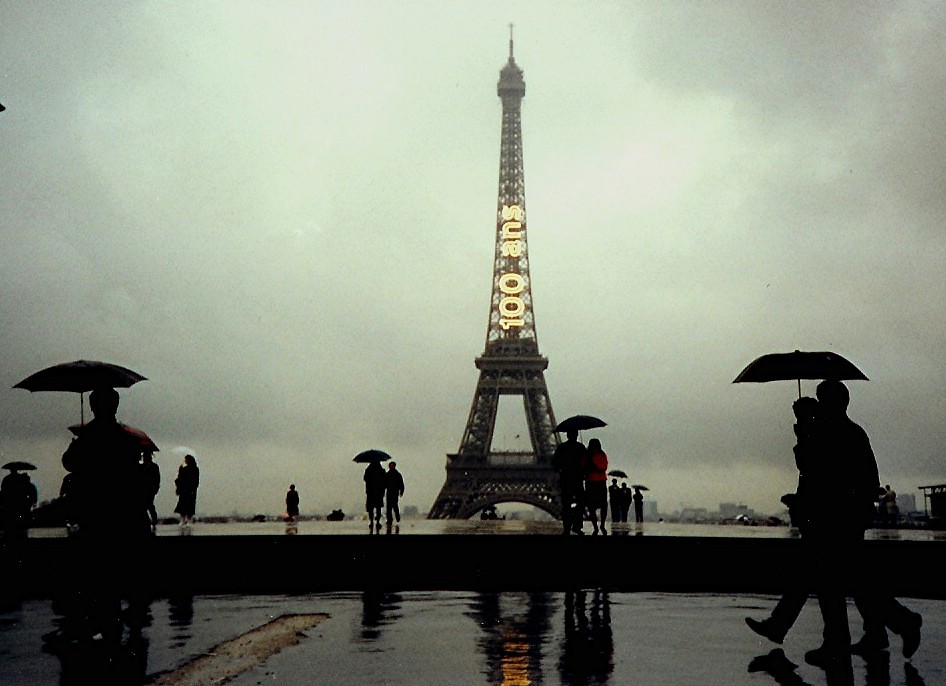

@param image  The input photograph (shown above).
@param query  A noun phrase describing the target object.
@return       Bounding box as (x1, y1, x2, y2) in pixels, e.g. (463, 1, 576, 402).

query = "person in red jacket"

(584, 438, 609, 535)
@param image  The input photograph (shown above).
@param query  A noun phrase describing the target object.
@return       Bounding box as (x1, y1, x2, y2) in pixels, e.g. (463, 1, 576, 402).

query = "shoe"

(805, 645, 844, 668)
(850, 634, 889, 656)
(745, 617, 784, 645)
(901, 612, 922, 659)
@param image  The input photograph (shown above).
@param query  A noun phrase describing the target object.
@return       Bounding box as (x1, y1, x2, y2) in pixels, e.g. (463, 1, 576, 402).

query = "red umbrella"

(69, 423, 159, 453)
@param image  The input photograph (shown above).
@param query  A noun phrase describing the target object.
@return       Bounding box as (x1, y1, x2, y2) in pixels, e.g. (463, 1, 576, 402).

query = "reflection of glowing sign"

(499, 204, 525, 330)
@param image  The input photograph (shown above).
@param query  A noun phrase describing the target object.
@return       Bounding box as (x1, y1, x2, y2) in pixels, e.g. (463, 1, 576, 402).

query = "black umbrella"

(608, 469, 628, 479)
(631, 484, 649, 491)
(13, 359, 147, 423)
(733, 350, 868, 398)
(2, 461, 36, 471)
(554, 415, 607, 433)
(353, 449, 393, 463)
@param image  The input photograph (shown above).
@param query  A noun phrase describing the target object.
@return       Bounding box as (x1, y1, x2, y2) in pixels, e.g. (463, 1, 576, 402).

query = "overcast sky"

(2, 2, 945, 519)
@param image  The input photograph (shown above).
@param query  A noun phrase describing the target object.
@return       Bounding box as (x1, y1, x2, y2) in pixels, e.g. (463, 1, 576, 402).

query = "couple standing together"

(552, 429, 609, 535)
(746, 380, 922, 666)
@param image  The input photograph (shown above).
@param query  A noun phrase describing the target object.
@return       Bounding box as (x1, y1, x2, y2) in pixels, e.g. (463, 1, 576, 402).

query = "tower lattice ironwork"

(428, 35, 561, 520)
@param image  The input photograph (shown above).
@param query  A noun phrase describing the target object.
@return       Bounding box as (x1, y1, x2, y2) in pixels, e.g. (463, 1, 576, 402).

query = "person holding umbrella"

(364, 459, 385, 532)
(174, 455, 200, 526)
(552, 428, 588, 535)
(56, 386, 151, 644)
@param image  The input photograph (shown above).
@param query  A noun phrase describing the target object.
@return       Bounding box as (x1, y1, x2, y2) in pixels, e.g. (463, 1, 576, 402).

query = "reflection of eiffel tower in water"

(467, 593, 553, 686)
(428, 33, 561, 520)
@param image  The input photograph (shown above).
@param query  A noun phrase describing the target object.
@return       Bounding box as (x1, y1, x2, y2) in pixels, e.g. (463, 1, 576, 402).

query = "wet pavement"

(1, 590, 942, 685)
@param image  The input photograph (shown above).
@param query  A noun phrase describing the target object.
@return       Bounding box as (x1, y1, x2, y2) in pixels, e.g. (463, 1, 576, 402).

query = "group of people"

(608, 480, 645, 524)
(363, 460, 405, 531)
(744, 380, 923, 668)
(552, 430, 645, 535)
(0, 465, 38, 537)
(43, 387, 203, 646)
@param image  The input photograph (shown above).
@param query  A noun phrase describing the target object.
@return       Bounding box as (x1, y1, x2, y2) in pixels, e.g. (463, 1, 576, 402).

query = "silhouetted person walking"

(141, 451, 160, 534)
(364, 461, 385, 531)
(385, 461, 405, 525)
(285, 484, 299, 523)
(552, 429, 587, 535)
(584, 439, 609, 535)
(174, 454, 199, 526)
(801, 381, 921, 666)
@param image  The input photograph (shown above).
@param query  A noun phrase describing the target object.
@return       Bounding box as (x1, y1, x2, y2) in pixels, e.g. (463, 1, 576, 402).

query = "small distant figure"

(879, 484, 898, 526)
(385, 462, 405, 525)
(618, 483, 632, 523)
(608, 479, 621, 523)
(552, 429, 588, 535)
(1, 465, 38, 537)
(326, 508, 345, 521)
(584, 439, 608, 535)
(285, 484, 300, 523)
(363, 460, 385, 530)
(141, 451, 160, 534)
(633, 487, 645, 524)
(174, 454, 199, 526)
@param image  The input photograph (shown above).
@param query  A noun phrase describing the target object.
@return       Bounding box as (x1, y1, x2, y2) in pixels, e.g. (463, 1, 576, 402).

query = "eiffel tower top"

(484, 32, 541, 358)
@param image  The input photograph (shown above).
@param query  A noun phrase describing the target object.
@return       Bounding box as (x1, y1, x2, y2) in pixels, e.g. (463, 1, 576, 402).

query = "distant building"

(643, 501, 659, 521)
(719, 503, 754, 519)
(680, 507, 709, 521)
(402, 505, 419, 519)
(897, 493, 917, 514)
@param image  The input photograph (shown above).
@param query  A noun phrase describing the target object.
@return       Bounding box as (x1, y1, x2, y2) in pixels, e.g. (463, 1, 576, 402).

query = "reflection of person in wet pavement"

(363, 461, 385, 531)
(799, 381, 922, 667)
(584, 439, 608, 535)
(174, 454, 199, 525)
(552, 429, 587, 535)
(285, 484, 299, 523)
(560, 590, 613, 685)
(50, 387, 152, 646)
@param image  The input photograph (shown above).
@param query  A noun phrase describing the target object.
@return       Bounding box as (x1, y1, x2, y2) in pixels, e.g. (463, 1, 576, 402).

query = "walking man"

(385, 461, 405, 526)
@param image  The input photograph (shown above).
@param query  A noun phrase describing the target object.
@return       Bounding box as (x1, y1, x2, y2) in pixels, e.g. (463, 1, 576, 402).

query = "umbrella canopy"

(13, 359, 147, 423)
(68, 423, 159, 453)
(733, 350, 867, 397)
(607, 469, 628, 479)
(554, 415, 607, 433)
(2, 461, 36, 471)
(631, 484, 649, 491)
(353, 449, 393, 463)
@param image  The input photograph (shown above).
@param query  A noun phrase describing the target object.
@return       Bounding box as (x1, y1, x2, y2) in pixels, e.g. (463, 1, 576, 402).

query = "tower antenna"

(509, 23, 514, 58)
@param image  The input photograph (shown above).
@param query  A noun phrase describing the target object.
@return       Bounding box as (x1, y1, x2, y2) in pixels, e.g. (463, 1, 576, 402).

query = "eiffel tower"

(428, 33, 561, 520)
